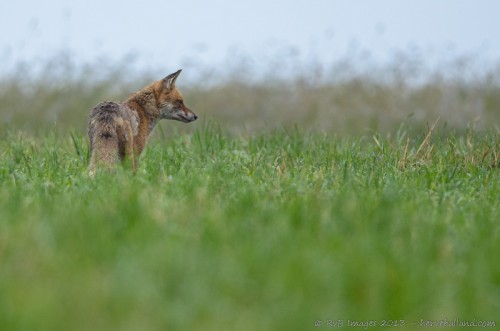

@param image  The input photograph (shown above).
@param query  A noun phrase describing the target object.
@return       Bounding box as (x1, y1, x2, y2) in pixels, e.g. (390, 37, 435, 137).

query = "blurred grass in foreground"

(0, 126, 499, 330)
(0, 52, 499, 136)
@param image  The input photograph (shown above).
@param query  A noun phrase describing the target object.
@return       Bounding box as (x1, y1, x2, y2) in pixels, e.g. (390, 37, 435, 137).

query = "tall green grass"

(1, 55, 499, 329)
(1, 53, 499, 135)
(0, 125, 498, 330)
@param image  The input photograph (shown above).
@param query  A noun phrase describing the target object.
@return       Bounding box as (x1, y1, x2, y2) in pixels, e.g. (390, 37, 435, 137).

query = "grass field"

(0, 123, 498, 330)
(1, 56, 500, 330)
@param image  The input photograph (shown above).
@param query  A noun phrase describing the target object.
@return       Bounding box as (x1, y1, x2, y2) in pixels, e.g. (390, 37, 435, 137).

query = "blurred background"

(1, 0, 500, 135)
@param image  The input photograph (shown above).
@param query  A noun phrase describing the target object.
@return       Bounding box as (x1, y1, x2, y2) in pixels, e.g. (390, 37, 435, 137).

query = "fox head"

(155, 69, 197, 123)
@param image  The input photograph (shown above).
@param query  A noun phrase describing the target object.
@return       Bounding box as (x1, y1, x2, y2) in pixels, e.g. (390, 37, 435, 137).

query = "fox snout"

(181, 108, 198, 123)
(159, 102, 198, 123)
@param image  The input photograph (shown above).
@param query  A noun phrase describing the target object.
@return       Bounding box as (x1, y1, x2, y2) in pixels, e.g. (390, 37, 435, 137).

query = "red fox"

(87, 69, 197, 176)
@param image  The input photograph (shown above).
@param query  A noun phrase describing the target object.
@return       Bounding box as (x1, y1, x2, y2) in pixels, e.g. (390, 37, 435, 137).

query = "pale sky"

(1, 0, 500, 77)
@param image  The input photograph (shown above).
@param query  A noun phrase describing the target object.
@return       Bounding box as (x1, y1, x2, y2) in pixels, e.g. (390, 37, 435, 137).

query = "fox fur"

(87, 69, 197, 176)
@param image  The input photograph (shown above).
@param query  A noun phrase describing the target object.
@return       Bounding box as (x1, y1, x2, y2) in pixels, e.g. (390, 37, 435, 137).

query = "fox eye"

(176, 100, 184, 106)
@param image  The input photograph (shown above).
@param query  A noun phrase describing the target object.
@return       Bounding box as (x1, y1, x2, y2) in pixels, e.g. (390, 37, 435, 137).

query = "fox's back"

(88, 102, 138, 141)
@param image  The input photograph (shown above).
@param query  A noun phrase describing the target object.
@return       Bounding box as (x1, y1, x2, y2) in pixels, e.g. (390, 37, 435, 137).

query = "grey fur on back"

(87, 102, 138, 175)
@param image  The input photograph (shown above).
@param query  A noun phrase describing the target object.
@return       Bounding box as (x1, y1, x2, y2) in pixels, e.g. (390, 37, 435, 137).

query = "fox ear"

(163, 69, 182, 90)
